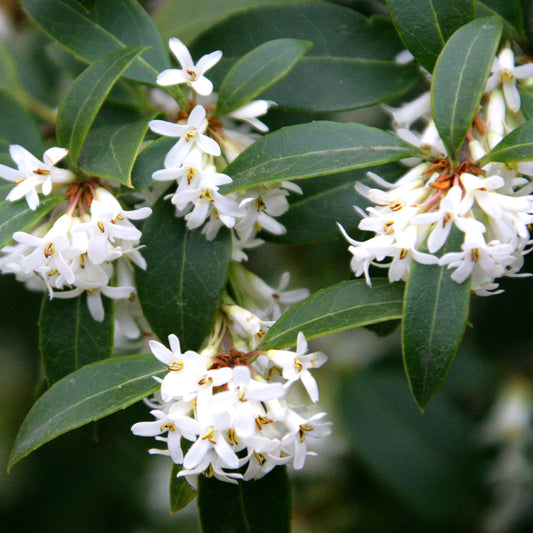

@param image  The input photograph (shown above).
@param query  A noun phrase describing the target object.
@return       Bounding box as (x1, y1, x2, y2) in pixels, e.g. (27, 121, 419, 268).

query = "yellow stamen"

(167, 360, 184, 372)
(44, 242, 55, 257)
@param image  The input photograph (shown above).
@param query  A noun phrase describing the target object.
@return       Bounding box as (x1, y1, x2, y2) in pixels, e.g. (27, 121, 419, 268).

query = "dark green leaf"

(170, 462, 197, 513)
(74, 0, 96, 10)
(191, 3, 422, 112)
(482, 120, 533, 163)
(198, 467, 291, 533)
(154, 0, 302, 44)
(341, 365, 479, 524)
(386, 0, 475, 72)
(21, 0, 169, 84)
(240, 466, 291, 533)
(0, 89, 43, 164)
(198, 475, 248, 532)
(477, 0, 526, 40)
(262, 279, 404, 350)
(268, 163, 404, 245)
(402, 227, 471, 411)
(56, 46, 146, 166)
(135, 196, 231, 350)
(0, 182, 12, 201)
(216, 39, 311, 118)
(39, 293, 114, 385)
(221, 121, 424, 194)
(431, 17, 502, 160)
(77, 107, 156, 187)
(519, 86, 533, 120)
(0, 194, 63, 249)
(131, 137, 176, 190)
(8, 354, 166, 470)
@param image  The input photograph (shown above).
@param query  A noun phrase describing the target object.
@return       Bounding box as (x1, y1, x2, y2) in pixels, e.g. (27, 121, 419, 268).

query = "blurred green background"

(2, 1, 533, 532)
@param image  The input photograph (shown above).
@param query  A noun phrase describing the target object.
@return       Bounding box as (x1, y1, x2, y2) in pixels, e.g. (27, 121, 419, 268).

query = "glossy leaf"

(519, 87, 533, 120)
(386, 0, 475, 72)
(154, 0, 302, 44)
(170, 463, 197, 514)
(39, 293, 114, 385)
(191, 2, 422, 112)
(216, 39, 311, 118)
(221, 121, 424, 194)
(56, 46, 146, 167)
(0, 194, 63, 249)
(482, 120, 533, 163)
(21, 0, 169, 84)
(74, 0, 96, 10)
(0, 89, 43, 164)
(78, 108, 156, 187)
(268, 163, 404, 245)
(431, 17, 502, 160)
(262, 279, 404, 350)
(477, 0, 526, 40)
(198, 467, 291, 533)
(135, 196, 231, 350)
(8, 354, 166, 470)
(131, 137, 176, 190)
(402, 228, 471, 411)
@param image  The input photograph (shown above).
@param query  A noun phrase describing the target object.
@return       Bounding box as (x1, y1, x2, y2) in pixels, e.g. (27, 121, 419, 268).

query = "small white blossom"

(0, 145, 74, 210)
(157, 37, 222, 96)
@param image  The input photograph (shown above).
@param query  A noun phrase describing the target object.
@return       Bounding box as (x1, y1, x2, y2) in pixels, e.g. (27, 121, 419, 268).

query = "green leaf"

(74, 0, 96, 10)
(21, 0, 169, 84)
(262, 279, 404, 350)
(221, 121, 423, 194)
(402, 227, 471, 411)
(8, 354, 166, 470)
(191, 3, 422, 112)
(170, 463, 197, 514)
(431, 17, 502, 160)
(268, 163, 404, 245)
(154, 0, 303, 45)
(482, 120, 533, 163)
(56, 46, 146, 167)
(135, 196, 231, 350)
(0, 89, 43, 164)
(39, 293, 114, 385)
(477, 0, 526, 40)
(386, 0, 475, 72)
(131, 137, 176, 190)
(77, 107, 156, 187)
(216, 39, 311, 118)
(519, 86, 533, 120)
(198, 467, 291, 533)
(0, 194, 63, 249)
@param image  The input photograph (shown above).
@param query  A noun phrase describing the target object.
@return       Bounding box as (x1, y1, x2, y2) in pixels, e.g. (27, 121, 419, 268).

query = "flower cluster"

(341, 44, 533, 295)
(132, 258, 326, 483)
(132, 329, 331, 483)
(0, 171, 150, 321)
(148, 37, 301, 261)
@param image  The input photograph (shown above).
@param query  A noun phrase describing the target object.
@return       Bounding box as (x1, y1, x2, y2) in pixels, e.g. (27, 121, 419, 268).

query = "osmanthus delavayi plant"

(3, 0, 533, 530)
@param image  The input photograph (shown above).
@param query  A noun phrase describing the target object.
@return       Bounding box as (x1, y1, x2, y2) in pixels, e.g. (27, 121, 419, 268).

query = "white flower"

(0, 145, 73, 210)
(229, 263, 309, 321)
(266, 332, 327, 402)
(227, 100, 275, 132)
(149, 105, 221, 168)
(485, 46, 533, 112)
(157, 37, 222, 96)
